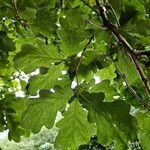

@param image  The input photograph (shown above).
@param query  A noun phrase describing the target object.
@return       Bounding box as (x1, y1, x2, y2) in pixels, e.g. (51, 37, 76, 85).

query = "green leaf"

(135, 19, 150, 36)
(58, 8, 89, 55)
(139, 112, 150, 149)
(89, 80, 117, 102)
(55, 99, 95, 150)
(0, 1, 15, 19)
(20, 7, 36, 20)
(0, 111, 5, 131)
(16, 0, 36, 11)
(108, 0, 123, 13)
(65, 0, 83, 7)
(31, 8, 57, 37)
(0, 31, 15, 68)
(22, 87, 73, 133)
(117, 51, 140, 84)
(0, 31, 15, 52)
(58, 28, 88, 56)
(79, 92, 137, 149)
(96, 64, 117, 82)
(7, 118, 25, 142)
(14, 42, 63, 73)
(124, 0, 145, 15)
(0, 51, 9, 68)
(95, 29, 112, 48)
(0, 0, 149, 148)
(29, 63, 66, 95)
(60, 9, 88, 30)
(119, 5, 138, 27)
(0, 94, 27, 142)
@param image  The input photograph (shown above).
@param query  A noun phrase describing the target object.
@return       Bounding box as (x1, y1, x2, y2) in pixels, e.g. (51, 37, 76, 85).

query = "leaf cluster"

(0, 0, 150, 149)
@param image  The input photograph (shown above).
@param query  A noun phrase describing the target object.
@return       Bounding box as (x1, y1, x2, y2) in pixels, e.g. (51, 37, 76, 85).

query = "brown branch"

(95, 0, 150, 97)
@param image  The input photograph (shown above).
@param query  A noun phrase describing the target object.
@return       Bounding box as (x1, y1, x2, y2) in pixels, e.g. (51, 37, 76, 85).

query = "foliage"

(0, 0, 150, 149)
(0, 129, 114, 150)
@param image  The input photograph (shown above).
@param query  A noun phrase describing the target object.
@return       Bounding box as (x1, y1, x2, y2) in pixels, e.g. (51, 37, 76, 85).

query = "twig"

(134, 49, 150, 56)
(130, 54, 150, 96)
(75, 35, 94, 75)
(86, 20, 107, 29)
(75, 35, 94, 85)
(114, 63, 148, 108)
(94, 0, 150, 97)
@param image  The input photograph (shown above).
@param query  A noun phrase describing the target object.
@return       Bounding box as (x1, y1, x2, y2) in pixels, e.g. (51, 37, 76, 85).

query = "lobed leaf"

(21, 86, 73, 133)
(14, 42, 63, 73)
(55, 99, 95, 150)
(29, 63, 66, 95)
(79, 92, 138, 149)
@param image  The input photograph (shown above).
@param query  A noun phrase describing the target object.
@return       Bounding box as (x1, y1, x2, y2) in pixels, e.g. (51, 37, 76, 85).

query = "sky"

(0, 130, 8, 139)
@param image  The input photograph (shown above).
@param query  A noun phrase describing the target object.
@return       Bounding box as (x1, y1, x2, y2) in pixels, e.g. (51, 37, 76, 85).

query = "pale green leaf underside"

(89, 79, 117, 102)
(96, 64, 117, 82)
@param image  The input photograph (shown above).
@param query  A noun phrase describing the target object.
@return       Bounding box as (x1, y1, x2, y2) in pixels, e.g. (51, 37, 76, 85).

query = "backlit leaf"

(22, 87, 73, 133)
(14, 42, 63, 73)
(29, 63, 67, 95)
(55, 99, 95, 150)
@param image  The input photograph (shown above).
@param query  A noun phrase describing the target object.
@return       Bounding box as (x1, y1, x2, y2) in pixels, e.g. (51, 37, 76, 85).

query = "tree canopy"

(0, 0, 150, 149)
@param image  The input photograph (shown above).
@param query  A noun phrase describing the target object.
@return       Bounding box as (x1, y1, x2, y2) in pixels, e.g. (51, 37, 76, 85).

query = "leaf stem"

(114, 62, 148, 108)
(75, 35, 94, 76)
(86, 20, 107, 29)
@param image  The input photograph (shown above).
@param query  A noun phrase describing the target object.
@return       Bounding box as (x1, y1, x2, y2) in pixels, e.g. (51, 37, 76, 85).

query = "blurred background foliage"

(0, 127, 58, 150)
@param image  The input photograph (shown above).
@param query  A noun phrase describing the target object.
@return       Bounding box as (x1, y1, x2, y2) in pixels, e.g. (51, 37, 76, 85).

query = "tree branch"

(95, 0, 150, 97)
(134, 49, 150, 56)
